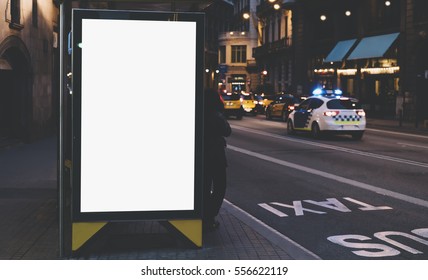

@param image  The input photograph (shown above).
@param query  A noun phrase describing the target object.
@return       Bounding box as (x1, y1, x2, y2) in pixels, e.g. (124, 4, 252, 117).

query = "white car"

(287, 89, 366, 140)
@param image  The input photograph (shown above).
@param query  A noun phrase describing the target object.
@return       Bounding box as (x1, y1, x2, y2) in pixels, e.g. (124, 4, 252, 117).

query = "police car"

(287, 88, 366, 140)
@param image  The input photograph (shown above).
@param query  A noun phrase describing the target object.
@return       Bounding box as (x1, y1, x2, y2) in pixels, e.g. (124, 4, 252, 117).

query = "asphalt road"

(224, 115, 428, 260)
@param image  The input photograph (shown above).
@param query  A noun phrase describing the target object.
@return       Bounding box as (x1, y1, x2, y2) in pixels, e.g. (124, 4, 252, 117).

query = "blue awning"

(324, 39, 358, 63)
(347, 33, 400, 60)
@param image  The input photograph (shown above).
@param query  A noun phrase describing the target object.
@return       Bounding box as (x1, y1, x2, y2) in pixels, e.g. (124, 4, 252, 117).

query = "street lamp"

(242, 10, 263, 45)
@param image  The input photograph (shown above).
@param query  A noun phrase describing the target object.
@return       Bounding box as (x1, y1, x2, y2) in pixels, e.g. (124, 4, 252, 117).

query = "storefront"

(337, 63, 400, 117)
(322, 33, 400, 118)
(227, 74, 248, 93)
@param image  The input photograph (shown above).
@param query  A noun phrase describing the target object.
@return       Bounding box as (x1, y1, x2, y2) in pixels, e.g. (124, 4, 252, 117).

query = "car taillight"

(288, 105, 295, 111)
(356, 110, 366, 117)
(324, 111, 340, 117)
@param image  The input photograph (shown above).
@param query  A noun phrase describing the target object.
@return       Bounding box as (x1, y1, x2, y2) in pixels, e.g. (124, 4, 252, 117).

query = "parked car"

(265, 94, 299, 122)
(287, 88, 366, 140)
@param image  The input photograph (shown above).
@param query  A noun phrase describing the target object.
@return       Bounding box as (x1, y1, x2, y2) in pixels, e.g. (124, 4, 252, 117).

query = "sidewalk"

(366, 118, 428, 135)
(1, 118, 426, 260)
(72, 205, 298, 260)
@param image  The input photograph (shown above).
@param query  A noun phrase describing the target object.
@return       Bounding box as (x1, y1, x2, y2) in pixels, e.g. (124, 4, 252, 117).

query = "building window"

(11, 0, 20, 23)
(314, 11, 334, 40)
(32, 0, 38, 28)
(271, 18, 275, 42)
(284, 15, 288, 40)
(264, 21, 270, 43)
(374, 0, 400, 30)
(231, 45, 247, 63)
(414, 0, 428, 24)
(219, 46, 226, 64)
(278, 63, 283, 81)
(8, 0, 23, 30)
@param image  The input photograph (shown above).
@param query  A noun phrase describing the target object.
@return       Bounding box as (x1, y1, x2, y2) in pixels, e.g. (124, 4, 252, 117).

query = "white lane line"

(366, 128, 428, 140)
(227, 144, 428, 209)
(223, 199, 321, 260)
(231, 125, 428, 169)
(397, 142, 428, 150)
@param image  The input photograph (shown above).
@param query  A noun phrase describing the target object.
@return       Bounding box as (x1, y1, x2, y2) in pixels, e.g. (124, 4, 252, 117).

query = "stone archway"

(0, 36, 32, 142)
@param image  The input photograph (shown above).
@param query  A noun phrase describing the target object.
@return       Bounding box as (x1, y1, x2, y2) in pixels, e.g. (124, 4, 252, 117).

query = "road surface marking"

(227, 144, 428, 209)
(231, 125, 428, 169)
(260, 197, 392, 217)
(397, 142, 428, 149)
(223, 199, 321, 260)
(366, 128, 428, 139)
(327, 228, 428, 258)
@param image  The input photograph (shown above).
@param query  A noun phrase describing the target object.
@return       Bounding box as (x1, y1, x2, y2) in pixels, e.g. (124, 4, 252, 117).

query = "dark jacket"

(204, 89, 231, 167)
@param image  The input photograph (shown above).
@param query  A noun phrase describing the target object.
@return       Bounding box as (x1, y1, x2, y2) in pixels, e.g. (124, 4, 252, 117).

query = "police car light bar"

(312, 88, 343, 96)
(313, 88, 323, 95)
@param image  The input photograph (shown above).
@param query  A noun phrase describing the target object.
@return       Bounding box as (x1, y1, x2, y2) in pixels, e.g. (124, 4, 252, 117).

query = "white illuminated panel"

(80, 19, 196, 212)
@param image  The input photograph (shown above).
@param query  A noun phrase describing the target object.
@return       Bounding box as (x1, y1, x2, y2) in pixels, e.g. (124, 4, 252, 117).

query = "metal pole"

(59, 2, 64, 258)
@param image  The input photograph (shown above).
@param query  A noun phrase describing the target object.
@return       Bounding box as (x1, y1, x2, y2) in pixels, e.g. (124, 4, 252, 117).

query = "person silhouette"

(203, 88, 232, 231)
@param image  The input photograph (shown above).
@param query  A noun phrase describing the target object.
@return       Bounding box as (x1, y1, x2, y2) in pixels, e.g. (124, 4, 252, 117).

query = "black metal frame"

(71, 8, 205, 222)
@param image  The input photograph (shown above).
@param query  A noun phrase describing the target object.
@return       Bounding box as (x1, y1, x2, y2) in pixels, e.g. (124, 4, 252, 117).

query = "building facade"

(298, 0, 402, 118)
(203, 1, 234, 90)
(289, 0, 428, 121)
(403, 0, 428, 122)
(218, 0, 260, 94)
(253, 0, 294, 95)
(0, 0, 58, 142)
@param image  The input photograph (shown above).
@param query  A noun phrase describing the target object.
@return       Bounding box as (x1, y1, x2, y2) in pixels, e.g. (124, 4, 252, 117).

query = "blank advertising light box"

(72, 9, 204, 221)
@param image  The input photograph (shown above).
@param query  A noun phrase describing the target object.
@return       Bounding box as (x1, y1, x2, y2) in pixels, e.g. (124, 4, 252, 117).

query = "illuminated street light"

(320, 15, 327, 21)
(205, 68, 210, 73)
(385, 1, 391, 6)
(243, 12, 250, 20)
(262, 70, 268, 75)
(345, 10, 351, 16)
(268, 0, 276, 3)
(273, 3, 281, 10)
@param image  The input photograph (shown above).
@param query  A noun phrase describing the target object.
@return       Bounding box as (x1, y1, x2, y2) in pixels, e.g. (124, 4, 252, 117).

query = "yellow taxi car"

(255, 94, 275, 113)
(240, 93, 258, 115)
(265, 93, 299, 122)
(221, 92, 244, 119)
